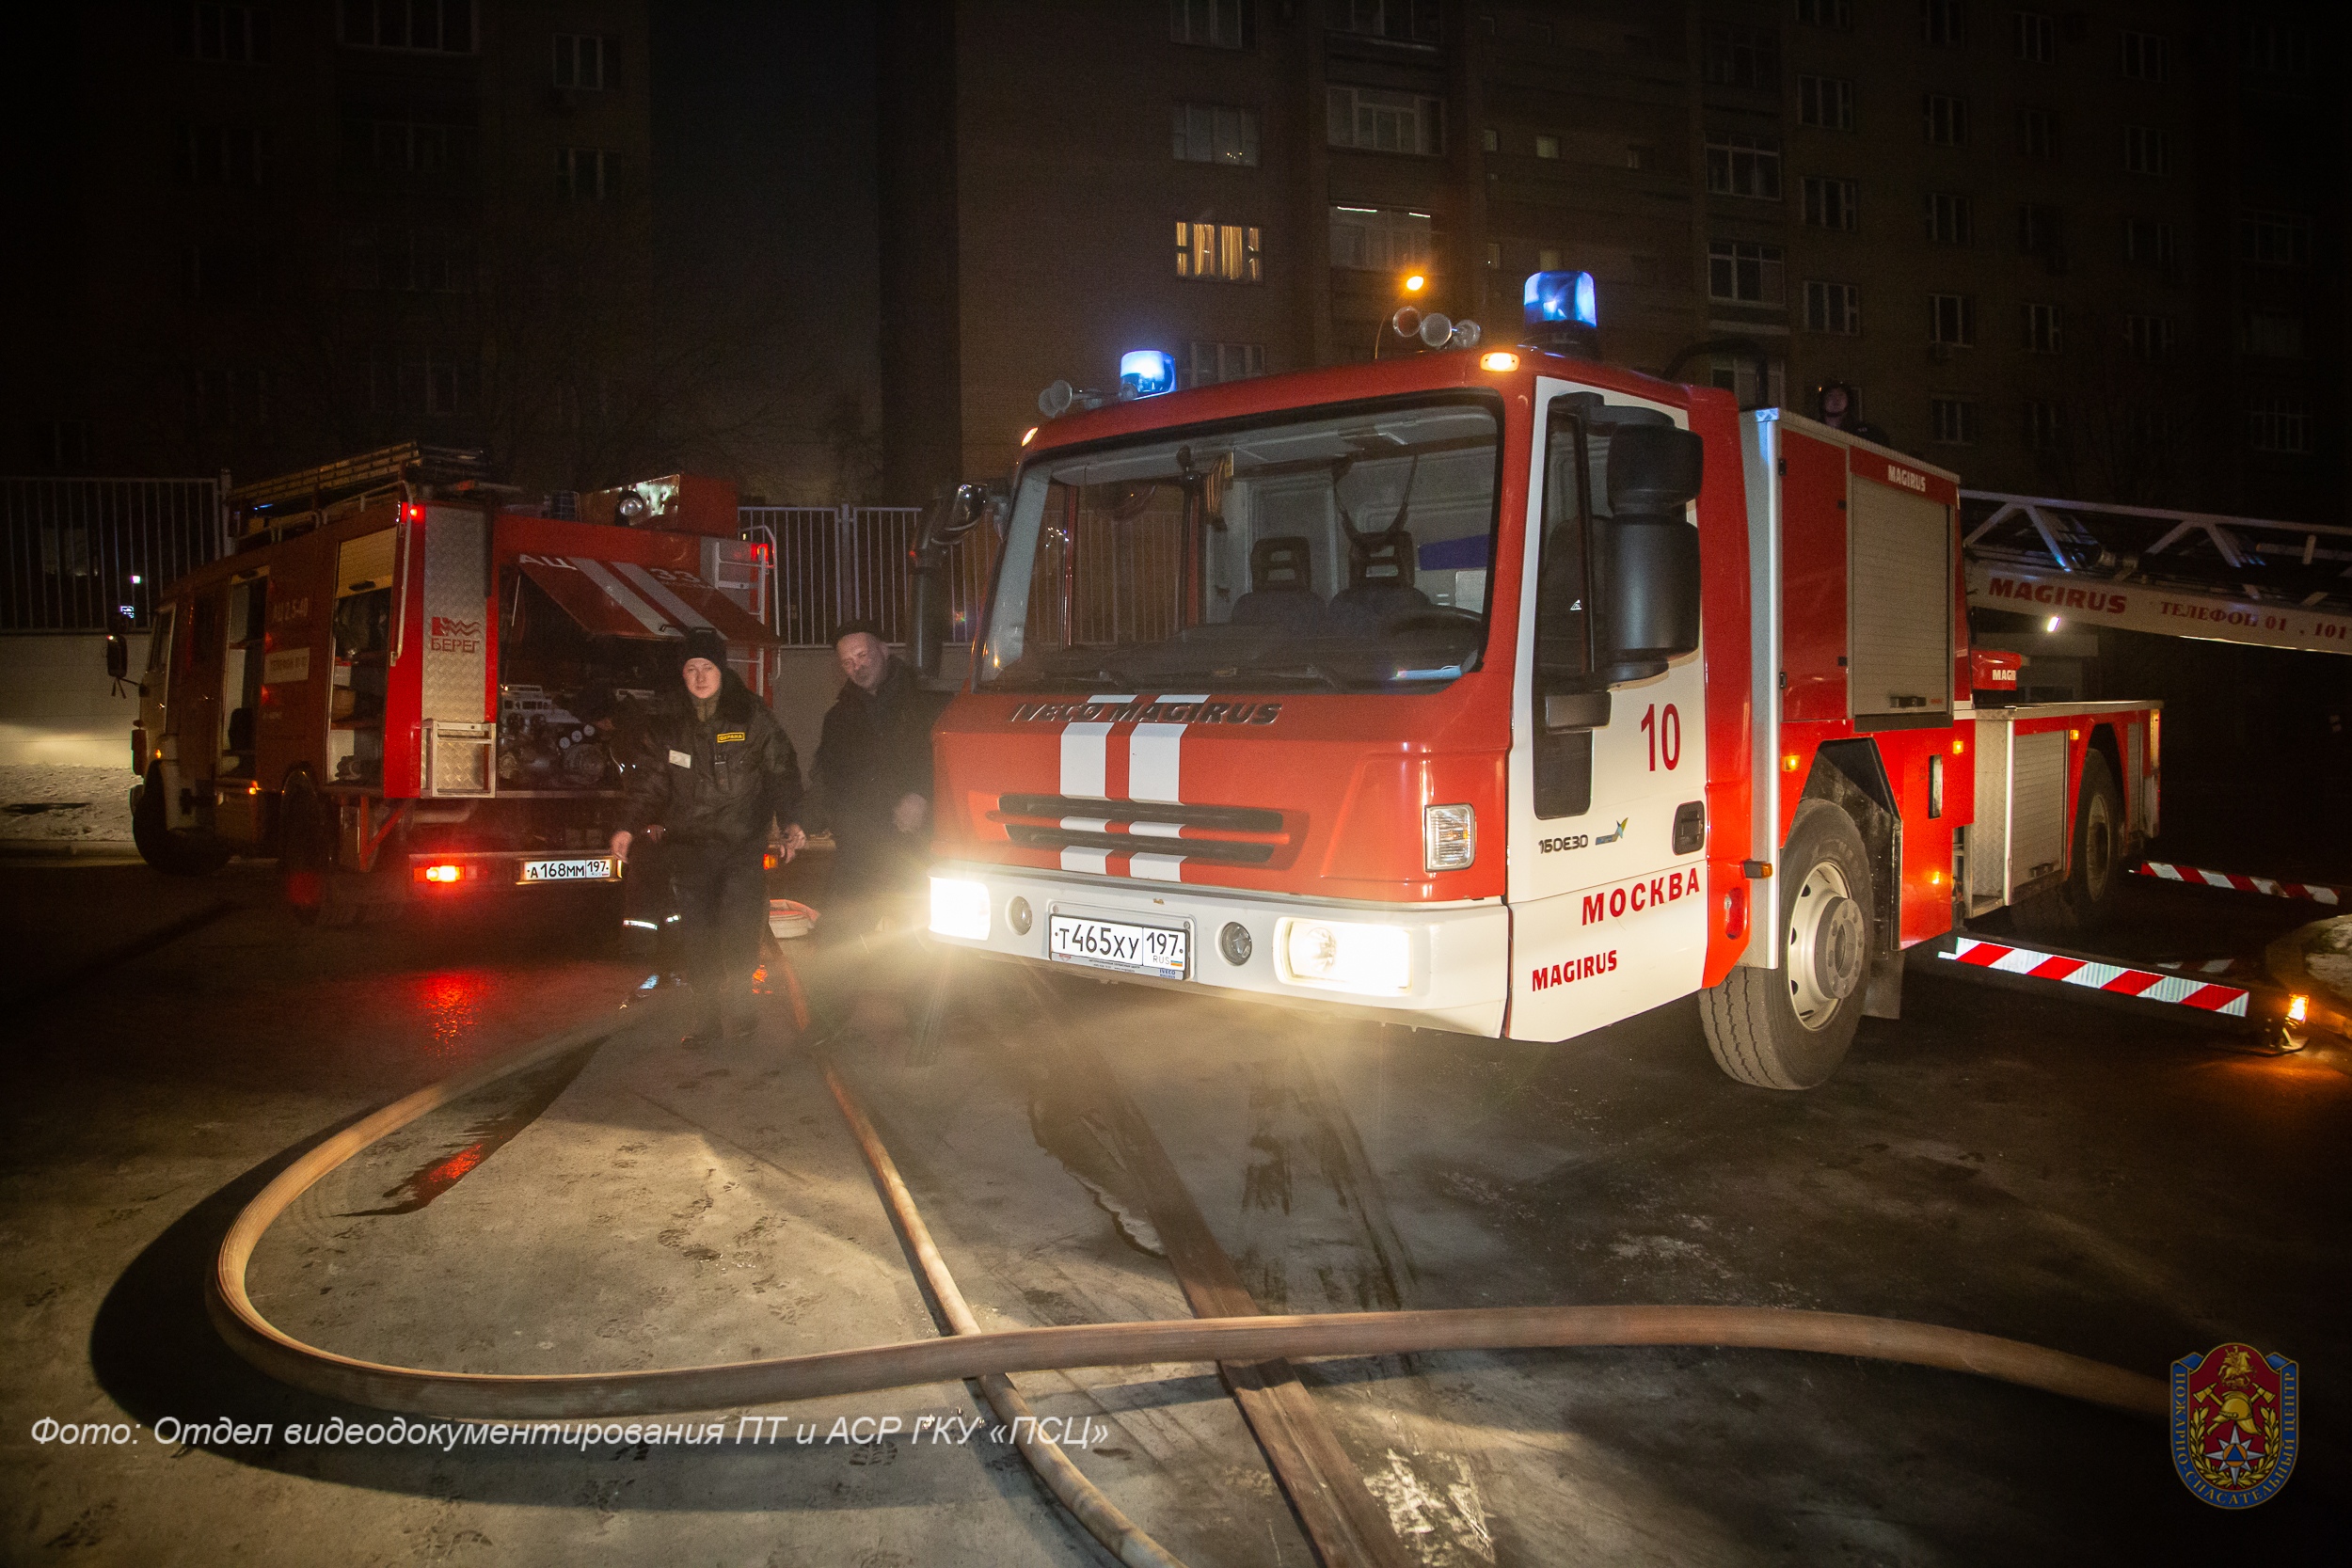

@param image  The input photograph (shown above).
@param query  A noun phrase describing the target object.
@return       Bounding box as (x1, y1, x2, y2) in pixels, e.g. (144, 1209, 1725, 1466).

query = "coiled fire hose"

(208, 992, 2169, 1555)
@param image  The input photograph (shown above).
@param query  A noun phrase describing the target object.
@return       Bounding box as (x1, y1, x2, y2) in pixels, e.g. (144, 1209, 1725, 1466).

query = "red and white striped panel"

(1939, 938, 2250, 1017)
(2136, 861, 2346, 907)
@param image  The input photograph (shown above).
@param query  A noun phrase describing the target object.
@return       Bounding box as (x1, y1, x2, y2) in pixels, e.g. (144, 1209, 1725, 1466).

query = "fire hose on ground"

(206, 988, 2169, 1560)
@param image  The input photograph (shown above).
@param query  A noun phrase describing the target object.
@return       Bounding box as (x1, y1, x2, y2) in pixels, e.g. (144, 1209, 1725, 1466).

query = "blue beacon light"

(1519, 271, 1601, 357)
(1119, 350, 1177, 399)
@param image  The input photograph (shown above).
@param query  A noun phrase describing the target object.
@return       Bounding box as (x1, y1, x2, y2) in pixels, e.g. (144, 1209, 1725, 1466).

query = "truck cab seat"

(1231, 535, 1326, 633)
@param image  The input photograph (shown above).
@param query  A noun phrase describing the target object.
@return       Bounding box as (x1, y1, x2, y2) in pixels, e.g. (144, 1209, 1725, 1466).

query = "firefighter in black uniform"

(611, 628, 802, 1039)
(794, 620, 936, 939)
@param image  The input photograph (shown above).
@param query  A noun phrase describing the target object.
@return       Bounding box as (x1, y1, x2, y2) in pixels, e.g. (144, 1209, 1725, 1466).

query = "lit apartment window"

(1930, 398, 1978, 444)
(1923, 0, 1965, 48)
(175, 124, 269, 186)
(2024, 400, 2063, 449)
(553, 34, 606, 89)
(2238, 312, 2304, 358)
(1802, 176, 1858, 230)
(1796, 0, 1852, 28)
(1174, 103, 1261, 166)
(2238, 211, 2312, 266)
(1708, 240, 1784, 303)
(1924, 95, 1968, 146)
(2121, 30, 2169, 80)
(2124, 126, 2169, 175)
(1705, 132, 1782, 198)
(1534, 134, 1560, 159)
(1702, 22, 1779, 89)
(2125, 313, 2175, 358)
(2013, 10, 2054, 62)
(2024, 301, 2063, 354)
(1185, 341, 1265, 388)
(1928, 293, 1976, 346)
(1924, 192, 1973, 245)
(340, 0, 477, 53)
(1169, 0, 1245, 49)
(2018, 108, 2058, 161)
(1327, 206, 1427, 271)
(1804, 280, 1861, 333)
(2248, 400, 2310, 453)
(2123, 216, 2175, 268)
(556, 148, 606, 200)
(1177, 220, 1264, 281)
(190, 3, 272, 60)
(1798, 75, 1854, 130)
(1327, 86, 1444, 155)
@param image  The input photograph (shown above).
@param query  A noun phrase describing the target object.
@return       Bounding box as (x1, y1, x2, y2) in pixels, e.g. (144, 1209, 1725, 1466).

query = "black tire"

(278, 774, 331, 922)
(132, 765, 230, 878)
(1697, 800, 1873, 1090)
(2011, 751, 2123, 938)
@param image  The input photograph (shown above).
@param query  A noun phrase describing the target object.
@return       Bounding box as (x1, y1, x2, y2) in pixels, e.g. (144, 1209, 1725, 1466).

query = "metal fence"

(739, 505, 997, 648)
(0, 476, 228, 632)
(0, 481, 993, 647)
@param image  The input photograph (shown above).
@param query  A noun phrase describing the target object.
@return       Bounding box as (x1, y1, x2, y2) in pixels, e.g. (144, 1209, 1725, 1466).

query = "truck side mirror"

(105, 634, 129, 681)
(1591, 425, 1703, 686)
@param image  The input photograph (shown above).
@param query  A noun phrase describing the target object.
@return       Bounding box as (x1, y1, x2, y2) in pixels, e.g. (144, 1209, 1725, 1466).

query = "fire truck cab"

(127, 443, 775, 923)
(924, 279, 2156, 1088)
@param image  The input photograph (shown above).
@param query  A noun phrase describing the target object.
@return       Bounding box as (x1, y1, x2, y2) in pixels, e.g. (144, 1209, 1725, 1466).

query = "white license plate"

(518, 857, 620, 883)
(1047, 914, 1189, 980)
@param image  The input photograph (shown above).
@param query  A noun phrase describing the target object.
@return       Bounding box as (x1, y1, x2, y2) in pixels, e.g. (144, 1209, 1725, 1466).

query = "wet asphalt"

(1, 857, 2344, 1566)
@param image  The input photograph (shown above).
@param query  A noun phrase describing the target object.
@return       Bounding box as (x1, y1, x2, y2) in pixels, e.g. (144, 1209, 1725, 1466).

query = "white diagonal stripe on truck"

(569, 558, 674, 636)
(612, 561, 716, 631)
(1128, 694, 1208, 804)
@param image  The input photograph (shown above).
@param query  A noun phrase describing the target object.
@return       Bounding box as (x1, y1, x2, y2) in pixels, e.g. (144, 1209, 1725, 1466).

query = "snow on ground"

(0, 764, 135, 844)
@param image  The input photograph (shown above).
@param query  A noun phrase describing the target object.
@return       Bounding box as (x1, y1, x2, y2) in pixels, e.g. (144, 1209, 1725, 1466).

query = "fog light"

(930, 877, 991, 941)
(1423, 803, 1476, 872)
(1278, 918, 1410, 995)
(1219, 922, 1252, 965)
(1009, 895, 1033, 935)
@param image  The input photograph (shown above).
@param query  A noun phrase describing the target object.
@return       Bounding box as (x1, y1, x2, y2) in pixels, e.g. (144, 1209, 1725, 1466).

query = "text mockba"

(1581, 868, 1703, 926)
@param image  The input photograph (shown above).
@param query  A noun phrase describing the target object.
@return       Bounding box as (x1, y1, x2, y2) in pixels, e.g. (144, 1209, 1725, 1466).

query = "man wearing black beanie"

(611, 627, 802, 1040)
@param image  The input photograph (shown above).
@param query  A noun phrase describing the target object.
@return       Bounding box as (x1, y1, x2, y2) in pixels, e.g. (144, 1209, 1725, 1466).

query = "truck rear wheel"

(1698, 801, 1872, 1089)
(133, 765, 230, 878)
(2011, 751, 2122, 938)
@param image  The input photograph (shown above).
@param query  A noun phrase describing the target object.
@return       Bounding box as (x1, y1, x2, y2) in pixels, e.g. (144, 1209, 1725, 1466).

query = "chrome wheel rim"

(1787, 859, 1863, 1031)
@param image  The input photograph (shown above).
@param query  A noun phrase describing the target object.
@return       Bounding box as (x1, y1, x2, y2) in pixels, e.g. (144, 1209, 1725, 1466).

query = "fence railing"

(0, 476, 227, 632)
(0, 481, 994, 648)
(739, 505, 996, 648)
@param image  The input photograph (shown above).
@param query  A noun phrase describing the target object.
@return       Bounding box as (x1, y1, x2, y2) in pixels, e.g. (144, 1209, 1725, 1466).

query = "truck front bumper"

(924, 860, 1509, 1037)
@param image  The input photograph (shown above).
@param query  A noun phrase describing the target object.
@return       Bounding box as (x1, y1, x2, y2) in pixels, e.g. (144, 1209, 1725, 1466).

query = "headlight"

(1278, 918, 1411, 995)
(1423, 802, 1476, 872)
(929, 877, 991, 941)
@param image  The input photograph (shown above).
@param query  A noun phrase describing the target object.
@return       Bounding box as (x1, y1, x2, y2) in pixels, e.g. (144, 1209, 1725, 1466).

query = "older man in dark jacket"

(800, 620, 935, 937)
(612, 628, 801, 1038)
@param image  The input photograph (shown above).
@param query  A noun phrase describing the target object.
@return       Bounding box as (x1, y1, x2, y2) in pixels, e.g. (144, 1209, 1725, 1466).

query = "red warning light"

(402, 503, 425, 521)
(419, 863, 464, 883)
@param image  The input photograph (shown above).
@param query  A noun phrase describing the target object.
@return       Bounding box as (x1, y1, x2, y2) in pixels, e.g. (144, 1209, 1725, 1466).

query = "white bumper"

(926, 860, 1510, 1037)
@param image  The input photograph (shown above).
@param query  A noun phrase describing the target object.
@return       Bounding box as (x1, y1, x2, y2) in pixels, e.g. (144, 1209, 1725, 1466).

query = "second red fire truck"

(923, 277, 2158, 1089)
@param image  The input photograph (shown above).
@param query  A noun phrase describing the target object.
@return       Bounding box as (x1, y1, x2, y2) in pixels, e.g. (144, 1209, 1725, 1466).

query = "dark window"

(1177, 103, 1263, 165)
(2024, 400, 2062, 449)
(1804, 279, 1861, 333)
(1798, 74, 1855, 130)
(1328, 0, 1440, 45)
(1702, 22, 1779, 89)
(553, 34, 607, 89)
(2238, 211, 2312, 266)
(1796, 0, 1853, 27)
(1928, 293, 1976, 345)
(2024, 301, 2062, 354)
(2124, 125, 2169, 175)
(1170, 0, 1247, 49)
(188, 3, 272, 61)
(2012, 10, 2054, 61)
(556, 148, 606, 201)
(1923, 0, 1965, 48)
(1708, 240, 1784, 303)
(2121, 30, 2169, 80)
(1930, 397, 1978, 444)
(340, 0, 476, 53)
(1705, 133, 1782, 198)
(1924, 94, 1969, 145)
(1802, 176, 1858, 230)
(2018, 107, 2058, 160)
(1924, 192, 1974, 245)
(1184, 341, 1265, 387)
(175, 124, 269, 186)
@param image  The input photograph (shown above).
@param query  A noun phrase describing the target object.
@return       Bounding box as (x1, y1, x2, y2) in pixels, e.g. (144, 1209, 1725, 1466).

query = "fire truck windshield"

(977, 396, 1502, 693)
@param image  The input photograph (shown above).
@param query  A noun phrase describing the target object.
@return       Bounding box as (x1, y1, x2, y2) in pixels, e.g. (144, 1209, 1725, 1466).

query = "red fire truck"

(922, 279, 2157, 1088)
(123, 444, 775, 923)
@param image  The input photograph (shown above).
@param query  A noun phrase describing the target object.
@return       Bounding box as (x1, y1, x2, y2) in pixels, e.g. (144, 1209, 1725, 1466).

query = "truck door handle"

(1673, 800, 1706, 854)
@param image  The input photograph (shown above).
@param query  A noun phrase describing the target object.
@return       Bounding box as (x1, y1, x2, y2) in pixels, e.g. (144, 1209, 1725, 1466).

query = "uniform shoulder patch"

(714, 731, 746, 743)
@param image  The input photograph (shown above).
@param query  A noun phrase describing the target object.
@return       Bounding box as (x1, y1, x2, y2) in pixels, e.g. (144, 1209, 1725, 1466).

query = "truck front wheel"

(1698, 801, 1873, 1089)
(133, 765, 230, 878)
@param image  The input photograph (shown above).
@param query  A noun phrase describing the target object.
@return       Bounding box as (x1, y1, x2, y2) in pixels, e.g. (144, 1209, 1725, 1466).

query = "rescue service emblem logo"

(2170, 1341, 2297, 1508)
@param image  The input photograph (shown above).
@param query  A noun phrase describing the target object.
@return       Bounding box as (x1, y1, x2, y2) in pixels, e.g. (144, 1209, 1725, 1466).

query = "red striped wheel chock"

(2135, 861, 2348, 908)
(1938, 938, 2251, 1018)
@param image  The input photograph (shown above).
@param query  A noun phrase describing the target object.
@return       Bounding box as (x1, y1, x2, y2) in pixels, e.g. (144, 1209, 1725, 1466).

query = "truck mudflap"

(1915, 932, 2327, 1052)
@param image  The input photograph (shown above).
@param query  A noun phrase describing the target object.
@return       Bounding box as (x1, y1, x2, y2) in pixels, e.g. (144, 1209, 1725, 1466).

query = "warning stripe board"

(2135, 861, 2347, 907)
(1938, 938, 2250, 1018)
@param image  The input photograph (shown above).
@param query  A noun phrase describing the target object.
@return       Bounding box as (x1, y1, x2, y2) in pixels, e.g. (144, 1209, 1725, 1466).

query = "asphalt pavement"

(2, 861, 2344, 1566)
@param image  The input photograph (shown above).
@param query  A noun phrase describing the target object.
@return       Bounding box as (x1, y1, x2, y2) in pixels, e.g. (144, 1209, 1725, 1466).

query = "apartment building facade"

(8, 0, 655, 489)
(881, 0, 2341, 524)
